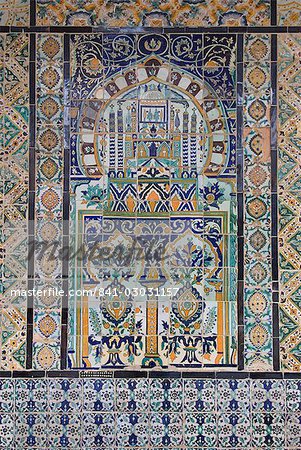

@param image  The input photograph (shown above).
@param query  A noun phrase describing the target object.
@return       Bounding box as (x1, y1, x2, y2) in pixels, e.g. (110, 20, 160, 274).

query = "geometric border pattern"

(0, 33, 29, 370)
(278, 34, 301, 371)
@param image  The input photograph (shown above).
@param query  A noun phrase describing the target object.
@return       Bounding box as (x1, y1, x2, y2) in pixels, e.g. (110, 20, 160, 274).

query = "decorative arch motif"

(68, 33, 237, 369)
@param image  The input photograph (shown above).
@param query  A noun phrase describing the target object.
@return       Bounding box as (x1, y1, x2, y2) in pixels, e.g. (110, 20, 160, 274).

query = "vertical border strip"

(271, 33, 280, 371)
(26, 32, 36, 369)
(61, 34, 70, 369)
(271, 0, 277, 26)
(30, 0, 36, 27)
(236, 33, 244, 370)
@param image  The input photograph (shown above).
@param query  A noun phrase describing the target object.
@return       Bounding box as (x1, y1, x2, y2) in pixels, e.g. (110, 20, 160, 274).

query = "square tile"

(48, 379, 82, 412)
(116, 379, 149, 412)
(184, 413, 216, 447)
(184, 379, 216, 412)
(150, 379, 183, 412)
(83, 379, 114, 412)
(116, 413, 149, 447)
(82, 413, 115, 448)
(150, 413, 183, 447)
(15, 379, 47, 413)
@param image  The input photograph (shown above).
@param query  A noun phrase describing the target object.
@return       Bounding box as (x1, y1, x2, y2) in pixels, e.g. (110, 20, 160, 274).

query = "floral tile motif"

(116, 413, 149, 447)
(252, 413, 285, 447)
(217, 412, 251, 447)
(0, 413, 15, 447)
(217, 379, 250, 412)
(286, 413, 301, 448)
(36, 0, 270, 26)
(15, 413, 47, 448)
(82, 413, 115, 448)
(0, 33, 29, 370)
(184, 379, 216, 412)
(184, 413, 217, 447)
(15, 379, 47, 412)
(286, 380, 301, 412)
(48, 414, 82, 448)
(83, 379, 115, 412)
(116, 379, 149, 412)
(150, 413, 183, 447)
(0, 380, 14, 412)
(48, 379, 82, 412)
(243, 33, 273, 371)
(251, 380, 285, 412)
(278, 0, 301, 25)
(0, 0, 29, 25)
(33, 33, 65, 370)
(150, 379, 182, 412)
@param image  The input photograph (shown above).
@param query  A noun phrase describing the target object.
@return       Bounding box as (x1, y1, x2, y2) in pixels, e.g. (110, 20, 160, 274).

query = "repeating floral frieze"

(243, 34, 273, 371)
(33, 34, 65, 370)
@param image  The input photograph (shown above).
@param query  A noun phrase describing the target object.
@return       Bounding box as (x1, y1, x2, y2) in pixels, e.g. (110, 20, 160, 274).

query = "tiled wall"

(0, 374, 300, 449)
(1, 1, 301, 449)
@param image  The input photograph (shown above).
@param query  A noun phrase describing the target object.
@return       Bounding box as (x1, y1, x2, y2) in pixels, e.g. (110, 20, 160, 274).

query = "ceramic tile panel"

(0, 33, 29, 370)
(243, 34, 273, 371)
(0, 0, 30, 26)
(35, 0, 271, 27)
(68, 33, 238, 370)
(33, 34, 65, 369)
(0, 376, 296, 449)
(278, 34, 301, 371)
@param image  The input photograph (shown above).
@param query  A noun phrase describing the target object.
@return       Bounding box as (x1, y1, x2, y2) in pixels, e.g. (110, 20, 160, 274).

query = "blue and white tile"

(150, 379, 183, 412)
(116, 413, 149, 447)
(15, 379, 47, 412)
(251, 380, 285, 412)
(0, 414, 15, 447)
(217, 412, 251, 448)
(252, 413, 285, 447)
(286, 413, 301, 448)
(184, 379, 216, 412)
(0, 380, 14, 412)
(15, 413, 47, 448)
(286, 380, 301, 412)
(150, 413, 183, 447)
(82, 413, 115, 448)
(217, 379, 250, 412)
(184, 413, 216, 447)
(116, 379, 149, 412)
(48, 414, 82, 448)
(48, 379, 82, 412)
(83, 379, 114, 412)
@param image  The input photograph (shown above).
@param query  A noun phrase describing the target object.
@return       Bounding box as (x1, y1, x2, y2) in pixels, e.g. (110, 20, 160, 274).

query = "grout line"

(236, 33, 244, 371)
(60, 34, 71, 370)
(2, 25, 301, 34)
(26, 32, 36, 370)
(271, 34, 280, 372)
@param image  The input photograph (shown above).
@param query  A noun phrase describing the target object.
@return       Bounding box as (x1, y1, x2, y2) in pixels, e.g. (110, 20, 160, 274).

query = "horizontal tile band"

(0, 370, 299, 379)
(1, 25, 301, 34)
